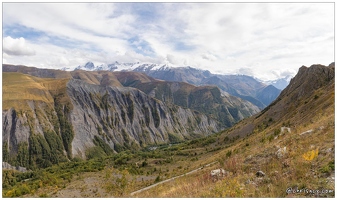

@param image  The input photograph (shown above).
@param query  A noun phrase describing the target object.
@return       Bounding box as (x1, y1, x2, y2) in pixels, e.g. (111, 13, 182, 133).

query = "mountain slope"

(256, 63, 334, 125)
(256, 84, 281, 107)
(131, 62, 335, 197)
(223, 63, 335, 139)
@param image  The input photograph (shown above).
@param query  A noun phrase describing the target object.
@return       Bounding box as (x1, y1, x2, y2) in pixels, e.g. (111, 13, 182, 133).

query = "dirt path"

(130, 161, 218, 196)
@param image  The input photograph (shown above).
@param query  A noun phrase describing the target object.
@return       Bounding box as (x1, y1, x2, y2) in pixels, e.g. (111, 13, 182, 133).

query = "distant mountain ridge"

(75, 61, 172, 72)
(74, 61, 283, 109)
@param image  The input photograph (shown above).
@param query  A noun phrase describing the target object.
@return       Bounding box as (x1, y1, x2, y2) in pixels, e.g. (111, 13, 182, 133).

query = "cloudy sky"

(2, 2, 334, 81)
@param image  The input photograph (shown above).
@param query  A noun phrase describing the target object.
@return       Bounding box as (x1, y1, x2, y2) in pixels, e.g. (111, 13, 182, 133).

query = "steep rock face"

(67, 79, 220, 158)
(2, 98, 72, 169)
(2, 109, 31, 155)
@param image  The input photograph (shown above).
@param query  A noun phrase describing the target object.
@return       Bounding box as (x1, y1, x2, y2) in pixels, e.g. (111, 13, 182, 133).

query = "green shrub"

(93, 136, 114, 155)
(54, 100, 74, 158)
(168, 133, 182, 143)
(3, 142, 9, 162)
(154, 175, 161, 183)
(226, 150, 232, 158)
(202, 137, 216, 146)
(274, 128, 281, 136)
(320, 160, 335, 173)
(16, 142, 29, 167)
(114, 143, 125, 153)
(85, 146, 106, 160)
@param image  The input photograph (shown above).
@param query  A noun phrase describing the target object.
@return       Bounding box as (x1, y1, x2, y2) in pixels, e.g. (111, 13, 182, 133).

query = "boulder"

(256, 170, 266, 177)
(276, 147, 287, 159)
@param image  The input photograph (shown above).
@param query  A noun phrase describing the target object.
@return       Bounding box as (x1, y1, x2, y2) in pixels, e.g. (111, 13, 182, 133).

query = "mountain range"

(2, 64, 259, 169)
(74, 61, 284, 109)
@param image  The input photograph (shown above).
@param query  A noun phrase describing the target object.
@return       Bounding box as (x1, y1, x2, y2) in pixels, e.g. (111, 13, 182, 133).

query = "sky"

(2, 2, 335, 81)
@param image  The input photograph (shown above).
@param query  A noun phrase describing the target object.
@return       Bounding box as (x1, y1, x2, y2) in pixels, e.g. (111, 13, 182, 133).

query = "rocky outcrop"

(67, 79, 220, 158)
(2, 162, 29, 172)
(280, 63, 335, 101)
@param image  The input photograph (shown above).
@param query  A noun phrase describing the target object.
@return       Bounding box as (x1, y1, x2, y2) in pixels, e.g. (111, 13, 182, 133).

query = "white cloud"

(2, 3, 334, 80)
(3, 36, 36, 56)
(237, 67, 255, 77)
(201, 53, 217, 61)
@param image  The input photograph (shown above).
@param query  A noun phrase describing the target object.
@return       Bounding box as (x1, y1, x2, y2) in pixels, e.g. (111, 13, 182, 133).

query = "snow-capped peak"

(75, 61, 95, 71)
(73, 61, 178, 73)
(263, 75, 294, 90)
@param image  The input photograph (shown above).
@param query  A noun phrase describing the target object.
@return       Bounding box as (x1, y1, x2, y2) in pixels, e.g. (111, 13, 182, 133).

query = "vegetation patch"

(54, 98, 74, 159)
(93, 136, 114, 156)
(168, 133, 182, 143)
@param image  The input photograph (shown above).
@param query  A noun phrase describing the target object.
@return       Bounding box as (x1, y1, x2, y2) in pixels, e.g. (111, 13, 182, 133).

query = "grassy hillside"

(3, 73, 53, 110)
(2, 64, 72, 79)
(3, 72, 69, 111)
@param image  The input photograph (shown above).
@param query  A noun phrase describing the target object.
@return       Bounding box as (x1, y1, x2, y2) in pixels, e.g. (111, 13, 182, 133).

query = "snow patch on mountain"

(71, 61, 181, 73)
(263, 75, 293, 90)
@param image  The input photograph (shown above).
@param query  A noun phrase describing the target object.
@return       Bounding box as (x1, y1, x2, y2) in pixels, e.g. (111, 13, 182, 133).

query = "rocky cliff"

(2, 70, 220, 169)
(67, 79, 220, 157)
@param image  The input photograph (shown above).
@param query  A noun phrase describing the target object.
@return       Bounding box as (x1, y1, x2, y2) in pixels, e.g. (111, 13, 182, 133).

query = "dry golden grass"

(3, 72, 69, 110)
(134, 105, 334, 198)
